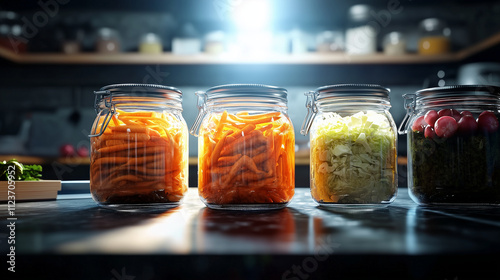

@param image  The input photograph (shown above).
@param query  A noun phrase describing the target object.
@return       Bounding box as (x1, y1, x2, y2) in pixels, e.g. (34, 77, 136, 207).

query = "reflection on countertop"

(2, 187, 500, 256)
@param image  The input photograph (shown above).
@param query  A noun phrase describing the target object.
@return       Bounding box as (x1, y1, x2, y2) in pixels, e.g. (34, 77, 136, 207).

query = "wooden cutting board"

(0, 180, 61, 202)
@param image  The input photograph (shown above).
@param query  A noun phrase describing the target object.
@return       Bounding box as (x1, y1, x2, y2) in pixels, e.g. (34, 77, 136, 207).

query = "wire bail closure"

(89, 90, 116, 137)
(397, 93, 416, 135)
(300, 91, 318, 135)
(189, 91, 207, 137)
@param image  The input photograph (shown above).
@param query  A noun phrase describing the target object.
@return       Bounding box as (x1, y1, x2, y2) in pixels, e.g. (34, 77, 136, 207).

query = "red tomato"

(438, 109, 452, 118)
(457, 115, 478, 135)
(411, 116, 426, 133)
(424, 125, 436, 139)
(477, 111, 499, 133)
(424, 110, 438, 128)
(77, 146, 89, 157)
(60, 144, 75, 157)
(434, 116, 458, 138)
(461, 110, 473, 116)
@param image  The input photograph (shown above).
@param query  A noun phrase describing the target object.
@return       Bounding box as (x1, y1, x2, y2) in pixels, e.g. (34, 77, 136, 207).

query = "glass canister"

(345, 4, 377, 55)
(89, 84, 189, 209)
(190, 84, 295, 210)
(301, 84, 398, 207)
(399, 85, 500, 205)
(418, 18, 451, 55)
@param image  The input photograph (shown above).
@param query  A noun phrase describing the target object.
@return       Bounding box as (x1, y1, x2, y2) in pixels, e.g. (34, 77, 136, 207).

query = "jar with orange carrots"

(190, 84, 295, 210)
(89, 84, 188, 209)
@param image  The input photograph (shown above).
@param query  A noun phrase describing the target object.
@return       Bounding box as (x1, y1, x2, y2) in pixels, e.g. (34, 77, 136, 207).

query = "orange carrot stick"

(228, 124, 256, 139)
(223, 155, 263, 185)
(217, 154, 242, 166)
(209, 130, 233, 165)
(100, 133, 150, 142)
(110, 125, 149, 133)
(252, 152, 268, 165)
(214, 110, 228, 139)
(220, 130, 265, 157)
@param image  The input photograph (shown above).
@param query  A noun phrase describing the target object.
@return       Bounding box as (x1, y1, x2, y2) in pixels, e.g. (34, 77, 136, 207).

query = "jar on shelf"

(398, 85, 500, 205)
(190, 84, 295, 210)
(345, 4, 377, 55)
(89, 84, 189, 209)
(139, 33, 163, 54)
(204, 30, 225, 54)
(383, 32, 406, 55)
(418, 18, 451, 55)
(96, 27, 121, 53)
(316, 30, 344, 53)
(301, 84, 398, 207)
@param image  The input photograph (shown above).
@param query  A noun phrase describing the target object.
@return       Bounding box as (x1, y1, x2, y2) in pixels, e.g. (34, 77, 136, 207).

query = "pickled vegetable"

(310, 111, 397, 204)
(410, 110, 500, 204)
(199, 110, 295, 205)
(90, 109, 188, 204)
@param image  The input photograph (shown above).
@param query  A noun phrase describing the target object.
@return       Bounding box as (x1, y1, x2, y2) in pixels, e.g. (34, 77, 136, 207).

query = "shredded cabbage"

(310, 111, 396, 204)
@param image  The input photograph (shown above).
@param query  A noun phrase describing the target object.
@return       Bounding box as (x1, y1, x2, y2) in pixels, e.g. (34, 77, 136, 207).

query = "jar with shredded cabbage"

(301, 85, 397, 206)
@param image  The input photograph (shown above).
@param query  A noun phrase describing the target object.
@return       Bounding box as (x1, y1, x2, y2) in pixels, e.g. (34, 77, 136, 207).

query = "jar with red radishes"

(399, 85, 500, 205)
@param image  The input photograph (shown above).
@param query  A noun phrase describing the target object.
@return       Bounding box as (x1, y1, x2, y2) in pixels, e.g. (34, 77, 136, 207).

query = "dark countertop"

(2, 187, 500, 279)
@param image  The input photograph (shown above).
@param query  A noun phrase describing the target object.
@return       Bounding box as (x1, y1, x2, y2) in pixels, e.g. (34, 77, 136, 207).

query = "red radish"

(60, 144, 75, 157)
(458, 115, 478, 135)
(450, 109, 462, 121)
(424, 110, 438, 128)
(477, 112, 499, 133)
(438, 109, 452, 117)
(424, 125, 436, 139)
(479, 111, 495, 117)
(461, 110, 473, 116)
(411, 116, 427, 133)
(77, 146, 89, 157)
(434, 116, 458, 138)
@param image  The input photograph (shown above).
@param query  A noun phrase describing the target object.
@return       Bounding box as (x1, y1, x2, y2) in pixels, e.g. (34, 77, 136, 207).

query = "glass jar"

(89, 84, 189, 209)
(383, 32, 406, 55)
(96, 27, 121, 54)
(139, 33, 163, 54)
(316, 30, 344, 53)
(399, 85, 500, 205)
(418, 18, 450, 55)
(190, 84, 295, 210)
(345, 4, 377, 55)
(301, 84, 398, 207)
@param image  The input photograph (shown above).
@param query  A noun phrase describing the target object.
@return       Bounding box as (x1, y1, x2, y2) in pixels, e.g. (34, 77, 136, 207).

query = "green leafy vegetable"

(310, 111, 397, 204)
(0, 159, 42, 181)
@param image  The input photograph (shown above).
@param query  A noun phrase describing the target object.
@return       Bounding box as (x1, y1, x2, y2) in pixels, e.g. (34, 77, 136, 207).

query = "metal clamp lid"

(90, 83, 182, 138)
(300, 91, 318, 135)
(189, 91, 207, 137)
(190, 84, 288, 137)
(89, 90, 115, 137)
(397, 93, 416, 135)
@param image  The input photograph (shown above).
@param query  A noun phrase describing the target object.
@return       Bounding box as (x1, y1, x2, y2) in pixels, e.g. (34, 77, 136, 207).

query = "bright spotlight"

(232, 0, 271, 31)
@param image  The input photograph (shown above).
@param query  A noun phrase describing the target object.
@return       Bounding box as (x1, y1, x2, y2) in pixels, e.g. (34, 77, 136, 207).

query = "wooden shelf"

(1, 32, 499, 65)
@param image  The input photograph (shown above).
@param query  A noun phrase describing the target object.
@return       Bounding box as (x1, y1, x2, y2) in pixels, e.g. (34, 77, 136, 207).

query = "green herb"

(0, 159, 42, 181)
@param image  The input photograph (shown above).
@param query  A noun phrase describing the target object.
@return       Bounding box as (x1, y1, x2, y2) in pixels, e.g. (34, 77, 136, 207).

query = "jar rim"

(94, 83, 183, 111)
(315, 84, 390, 99)
(203, 84, 288, 104)
(99, 83, 182, 95)
(415, 85, 500, 98)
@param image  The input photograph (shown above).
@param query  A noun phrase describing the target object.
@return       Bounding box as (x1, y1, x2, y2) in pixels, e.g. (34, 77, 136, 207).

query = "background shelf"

(1, 32, 499, 65)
